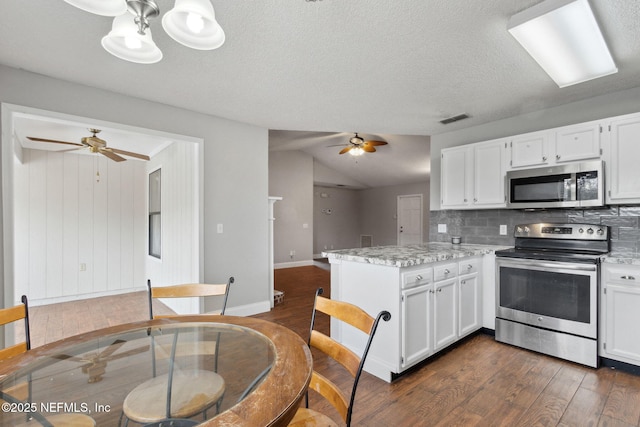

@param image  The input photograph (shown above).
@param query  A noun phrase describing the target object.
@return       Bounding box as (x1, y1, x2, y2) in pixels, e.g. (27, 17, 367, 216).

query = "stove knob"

(578, 228, 584, 233)
(516, 226, 523, 233)
(587, 228, 594, 234)
(597, 228, 604, 235)
(524, 226, 530, 233)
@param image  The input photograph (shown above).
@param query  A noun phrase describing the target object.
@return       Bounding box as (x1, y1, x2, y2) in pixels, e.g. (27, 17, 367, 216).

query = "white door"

(397, 194, 423, 245)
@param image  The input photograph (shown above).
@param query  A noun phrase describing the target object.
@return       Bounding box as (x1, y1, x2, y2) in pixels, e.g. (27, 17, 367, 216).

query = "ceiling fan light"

(101, 13, 163, 64)
(64, 0, 128, 16)
(349, 147, 365, 156)
(162, 0, 225, 50)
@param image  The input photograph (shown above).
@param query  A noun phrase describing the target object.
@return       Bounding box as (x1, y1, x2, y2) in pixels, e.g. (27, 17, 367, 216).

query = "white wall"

(360, 182, 430, 246)
(313, 186, 361, 254)
(0, 65, 270, 315)
(430, 86, 640, 210)
(268, 150, 314, 266)
(13, 149, 146, 304)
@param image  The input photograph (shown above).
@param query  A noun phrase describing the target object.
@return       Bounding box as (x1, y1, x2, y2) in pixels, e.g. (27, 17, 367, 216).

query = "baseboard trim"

(27, 287, 147, 307)
(274, 260, 314, 269)
(224, 300, 271, 316)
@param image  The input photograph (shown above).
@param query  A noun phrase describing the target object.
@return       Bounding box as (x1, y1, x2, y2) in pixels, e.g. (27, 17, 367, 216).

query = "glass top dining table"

(0, 315, 313, 427)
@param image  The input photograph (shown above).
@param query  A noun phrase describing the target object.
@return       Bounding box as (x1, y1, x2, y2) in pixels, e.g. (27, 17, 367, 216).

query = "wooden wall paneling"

(62, 154, 80, 297)
(45, 152, 64, 299)
(107, 158, 122, 291)
(93, 156, 109, 293)
(119, 161, 135, 291)
(28, 150, 47, 300)
(78, 157, 95, 294)
(133, 163, 146, 289)
(14, 149, 30, 302)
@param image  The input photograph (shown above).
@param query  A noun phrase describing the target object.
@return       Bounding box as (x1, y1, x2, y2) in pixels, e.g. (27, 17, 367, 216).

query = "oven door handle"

(498, 259, 597, 272)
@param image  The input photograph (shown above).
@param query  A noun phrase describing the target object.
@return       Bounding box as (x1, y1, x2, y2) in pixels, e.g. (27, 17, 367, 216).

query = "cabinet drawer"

(603, 264, 640, 286)
(402, 268, 433, 289)
(434, 263, 457, 281)
(459, 258, 480, 275)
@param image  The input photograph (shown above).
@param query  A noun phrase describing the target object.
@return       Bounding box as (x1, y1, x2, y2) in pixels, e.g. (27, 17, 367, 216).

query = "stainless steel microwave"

(506, 160, 604, 209)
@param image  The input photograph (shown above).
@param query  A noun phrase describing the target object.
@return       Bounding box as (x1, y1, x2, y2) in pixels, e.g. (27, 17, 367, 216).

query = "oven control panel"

(514, 223, 608, 240)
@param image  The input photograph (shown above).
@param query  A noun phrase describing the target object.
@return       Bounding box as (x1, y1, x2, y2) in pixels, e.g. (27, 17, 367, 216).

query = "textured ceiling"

(2, 0, 640, 186)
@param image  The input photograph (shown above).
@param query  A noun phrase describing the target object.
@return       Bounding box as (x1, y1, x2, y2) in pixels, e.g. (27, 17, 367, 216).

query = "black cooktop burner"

(494, 247, 603, 264)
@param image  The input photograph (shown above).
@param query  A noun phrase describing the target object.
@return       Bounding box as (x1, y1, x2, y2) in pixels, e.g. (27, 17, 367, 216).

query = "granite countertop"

(602, 253, 640, 266)
(322, 243, 512, 268)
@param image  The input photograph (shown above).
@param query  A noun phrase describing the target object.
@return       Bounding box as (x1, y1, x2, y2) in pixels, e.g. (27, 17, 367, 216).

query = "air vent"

(440, 113, 470, 125)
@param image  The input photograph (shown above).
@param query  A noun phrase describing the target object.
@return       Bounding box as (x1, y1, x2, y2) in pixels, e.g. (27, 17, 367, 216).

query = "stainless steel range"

(494, 223, 610, 367)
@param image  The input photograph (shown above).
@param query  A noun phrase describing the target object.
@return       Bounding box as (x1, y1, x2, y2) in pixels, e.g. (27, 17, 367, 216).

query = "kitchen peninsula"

(323, 243, 510, 382)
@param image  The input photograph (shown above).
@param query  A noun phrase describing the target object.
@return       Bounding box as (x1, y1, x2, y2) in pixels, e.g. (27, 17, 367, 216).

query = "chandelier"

(63, 0, 225, 64)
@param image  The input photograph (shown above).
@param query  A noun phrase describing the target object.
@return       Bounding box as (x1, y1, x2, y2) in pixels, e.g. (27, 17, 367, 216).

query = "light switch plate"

(499, 225, 508, 235)
(217, 223, 223, 233)
(438, 224, 447, 233)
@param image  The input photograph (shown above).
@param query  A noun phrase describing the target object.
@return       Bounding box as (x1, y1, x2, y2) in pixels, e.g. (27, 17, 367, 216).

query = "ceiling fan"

(337, 133, 388, 156)
(27, 128, 150, 162)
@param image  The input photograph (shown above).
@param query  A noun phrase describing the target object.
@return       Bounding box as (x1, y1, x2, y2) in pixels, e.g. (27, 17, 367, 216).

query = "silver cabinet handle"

(461, 280, 466, 285)
(437, 288, 442, 292)
(542, 156, 547, 161)
(621, 275, 636, 280)
(416, 275, 423, 281)
(556, 154, 561, 160)
(444, 269, 450, 274)
(467, 264, 472, 270)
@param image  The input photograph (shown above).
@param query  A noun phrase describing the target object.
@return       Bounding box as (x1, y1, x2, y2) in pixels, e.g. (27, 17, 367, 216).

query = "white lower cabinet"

(399, 257, 481, 371)
(600, 263, 640, 366)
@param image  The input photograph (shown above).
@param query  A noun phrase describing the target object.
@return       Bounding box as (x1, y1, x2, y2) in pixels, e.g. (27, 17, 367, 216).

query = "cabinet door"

(473, 139, 506, 207)
(607, 114, 640, 203)
(509, 131, 549, 168)
(603, 282, 640, 364)
(401, 284, 433, 368)
(554, 121, 601, 163)
(441, 146, 471, 208)
(458, 274, 480, 337)
(434, 279, 457, 351)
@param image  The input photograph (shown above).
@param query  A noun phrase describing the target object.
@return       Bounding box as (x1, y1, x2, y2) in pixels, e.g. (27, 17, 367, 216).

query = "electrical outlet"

(217, 223, 223, 233)
(438, 224, 447, 233)
(499, 225, 508, 235)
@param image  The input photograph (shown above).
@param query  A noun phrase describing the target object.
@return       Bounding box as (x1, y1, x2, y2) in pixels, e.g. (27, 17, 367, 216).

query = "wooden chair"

(0, 296, 96, 427)
(289, 288, 391, 427)
(120, 278, 233, 426)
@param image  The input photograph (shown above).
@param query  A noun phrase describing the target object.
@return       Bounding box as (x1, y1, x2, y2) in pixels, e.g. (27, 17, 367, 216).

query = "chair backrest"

(147, 277, 234, 319)
(307, 288, 390, 426)
(0, 295, 31, 361)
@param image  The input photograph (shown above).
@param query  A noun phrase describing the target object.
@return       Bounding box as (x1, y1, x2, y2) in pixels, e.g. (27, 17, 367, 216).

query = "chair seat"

(16, 413, 96, 427)
(122, 370, 225, 423)
(289, 407, 340, 427)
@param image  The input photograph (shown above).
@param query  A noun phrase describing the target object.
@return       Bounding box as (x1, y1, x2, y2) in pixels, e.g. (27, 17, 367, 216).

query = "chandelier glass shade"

(63, 0, 224, 64)
(162, 0, 225, 50)
(101, 14, 163, 64)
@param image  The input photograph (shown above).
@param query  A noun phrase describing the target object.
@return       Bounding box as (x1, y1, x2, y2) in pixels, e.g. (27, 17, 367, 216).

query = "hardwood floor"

(15, 266, 640, 426)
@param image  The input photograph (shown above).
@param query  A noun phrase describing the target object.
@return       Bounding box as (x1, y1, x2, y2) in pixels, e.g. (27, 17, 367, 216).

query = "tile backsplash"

(429, 206, 640, 256)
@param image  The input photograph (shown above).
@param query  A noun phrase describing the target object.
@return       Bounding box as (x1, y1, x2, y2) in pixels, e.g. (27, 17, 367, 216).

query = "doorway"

(397, 194, 423, 245)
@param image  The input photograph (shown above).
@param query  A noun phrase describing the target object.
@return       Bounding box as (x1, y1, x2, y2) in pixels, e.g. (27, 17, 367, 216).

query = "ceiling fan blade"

(99, 149, 126, 162)
(362, 145, 376, 153)
(339, 146, 353, 155)
(97, 340, 126, 359)
(101, 345, 150, 362)
(364, 140, 388, 146)
(109, 147, 150, 161)
(27, 137, 84, 147)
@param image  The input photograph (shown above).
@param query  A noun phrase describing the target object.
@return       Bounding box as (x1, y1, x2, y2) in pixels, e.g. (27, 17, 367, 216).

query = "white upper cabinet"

(441, 139, 506, 209)
(473, 139, 507, 207)
(605, 112, 640, 204)
(554, 120, 602, 163)
(441, 145, 471, 209)
(508, 130, 550, 168)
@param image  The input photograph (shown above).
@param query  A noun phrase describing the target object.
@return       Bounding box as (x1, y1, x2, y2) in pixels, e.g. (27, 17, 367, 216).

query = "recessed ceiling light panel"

(508, 0, 617, 88)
